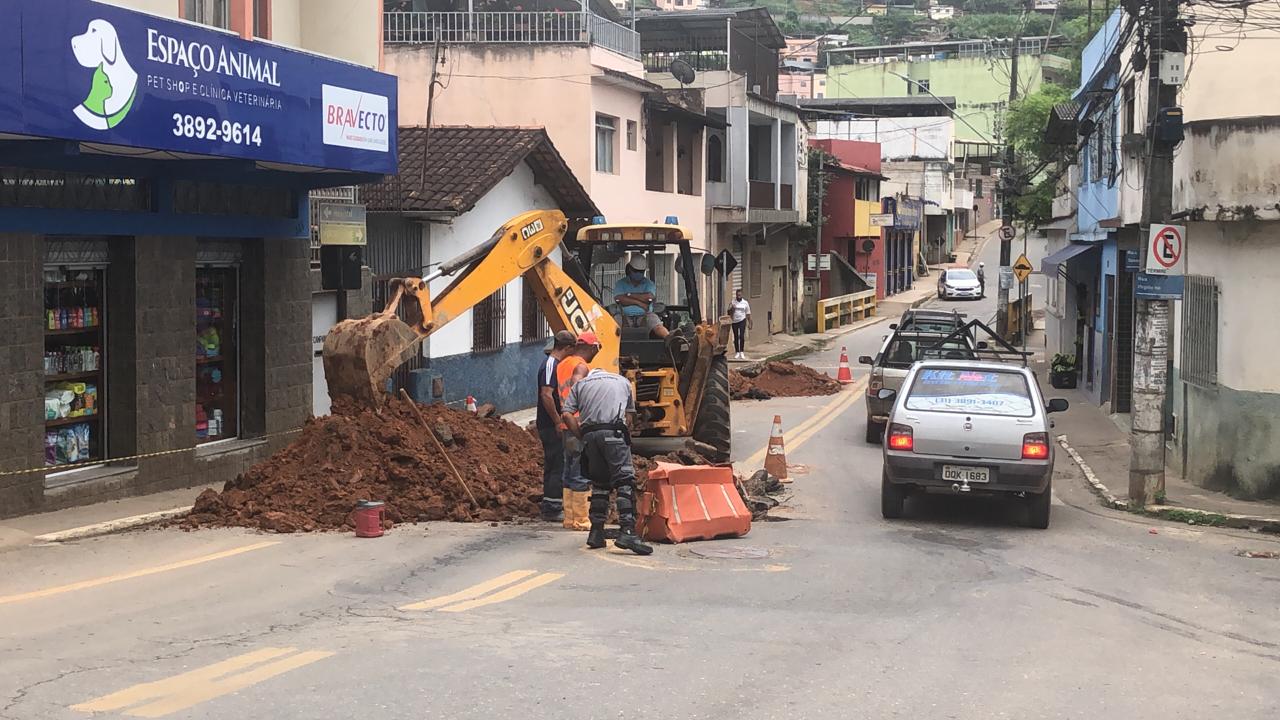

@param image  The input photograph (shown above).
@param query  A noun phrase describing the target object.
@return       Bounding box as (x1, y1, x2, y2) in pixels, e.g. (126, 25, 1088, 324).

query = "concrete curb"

(1056, 435, 1129, 512)
(1057, 435, 1280, 533)
(32, 506, 191, 544)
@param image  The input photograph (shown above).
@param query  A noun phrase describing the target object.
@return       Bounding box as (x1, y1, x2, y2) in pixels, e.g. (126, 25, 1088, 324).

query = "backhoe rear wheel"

(692, 355, 732, 463)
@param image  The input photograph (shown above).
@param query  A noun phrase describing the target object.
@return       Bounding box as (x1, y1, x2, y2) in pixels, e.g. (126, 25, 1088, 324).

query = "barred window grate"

(473, 286, 507, 354)
(1181, 274, 1218, 387)
(521, 280, 549, 345)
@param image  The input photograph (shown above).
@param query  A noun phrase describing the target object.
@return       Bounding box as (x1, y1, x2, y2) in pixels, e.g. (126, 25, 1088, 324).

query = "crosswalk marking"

(71, 646, 333, 718)
(400, 570, 563, 613)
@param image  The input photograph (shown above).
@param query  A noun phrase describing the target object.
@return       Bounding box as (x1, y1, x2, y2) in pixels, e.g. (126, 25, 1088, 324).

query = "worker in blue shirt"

(612, 254, 669, 339)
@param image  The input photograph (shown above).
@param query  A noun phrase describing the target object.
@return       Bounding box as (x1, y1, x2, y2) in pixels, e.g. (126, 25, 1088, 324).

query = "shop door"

(770, 267, 785, 334)
(312, 292, 338, 417)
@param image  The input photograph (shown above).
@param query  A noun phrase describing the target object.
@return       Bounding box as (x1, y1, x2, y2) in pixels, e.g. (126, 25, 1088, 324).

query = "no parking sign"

(1146, 224, 1185, 275)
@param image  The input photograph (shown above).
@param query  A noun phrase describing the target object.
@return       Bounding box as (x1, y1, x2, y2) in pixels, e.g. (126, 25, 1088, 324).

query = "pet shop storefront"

(0, 0, 397, 517)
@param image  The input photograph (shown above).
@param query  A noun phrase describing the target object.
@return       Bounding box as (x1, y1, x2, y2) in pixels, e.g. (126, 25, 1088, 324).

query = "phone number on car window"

(171, 114, 263, 147)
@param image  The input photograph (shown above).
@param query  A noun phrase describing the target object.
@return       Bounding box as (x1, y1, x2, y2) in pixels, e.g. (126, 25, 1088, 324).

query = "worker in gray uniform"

(561, 366, 653, 556)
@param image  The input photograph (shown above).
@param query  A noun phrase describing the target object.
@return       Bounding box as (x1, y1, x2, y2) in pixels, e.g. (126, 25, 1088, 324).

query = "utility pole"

(1129, 0, 1182, 506)
(419, 36, 442, 188)
(997, 16, 1023, 339)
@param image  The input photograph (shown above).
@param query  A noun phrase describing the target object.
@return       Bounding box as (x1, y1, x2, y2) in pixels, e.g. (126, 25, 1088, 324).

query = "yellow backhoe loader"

(322, 209, 733, 459)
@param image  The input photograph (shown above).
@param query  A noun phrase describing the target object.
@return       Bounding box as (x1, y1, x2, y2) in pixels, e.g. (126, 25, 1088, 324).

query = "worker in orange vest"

(556, 331, 600, 530)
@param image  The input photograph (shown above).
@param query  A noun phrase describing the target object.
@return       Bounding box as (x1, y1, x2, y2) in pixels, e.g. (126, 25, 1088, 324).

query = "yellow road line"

(787, 378, 867, 452)
(437, 572, 565, 613)
(0, 541, 280, 606)
(399, 569, 537, 611)
(741, 377, 868, 469)
(72, 646, 334, 718)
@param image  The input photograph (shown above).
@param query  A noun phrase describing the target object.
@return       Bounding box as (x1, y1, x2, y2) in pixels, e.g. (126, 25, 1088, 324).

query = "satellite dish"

(861, 239, 876, 253)
(669, 59, 696, 87)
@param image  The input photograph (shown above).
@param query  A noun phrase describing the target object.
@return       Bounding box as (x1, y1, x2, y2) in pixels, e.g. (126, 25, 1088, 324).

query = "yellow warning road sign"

(1012, 254, 1034, 283)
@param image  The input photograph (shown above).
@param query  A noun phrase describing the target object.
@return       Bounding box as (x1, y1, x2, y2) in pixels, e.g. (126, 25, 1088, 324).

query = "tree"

(873, 14, 921, 44)
(1003, 82, 1074, 226)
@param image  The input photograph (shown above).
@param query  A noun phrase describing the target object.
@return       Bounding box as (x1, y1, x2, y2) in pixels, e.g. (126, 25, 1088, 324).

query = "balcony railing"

(384, 11, 638, 59)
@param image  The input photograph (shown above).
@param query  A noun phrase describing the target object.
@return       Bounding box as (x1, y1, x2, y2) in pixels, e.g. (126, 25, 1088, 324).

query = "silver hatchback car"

(878, 360, 1069, 528)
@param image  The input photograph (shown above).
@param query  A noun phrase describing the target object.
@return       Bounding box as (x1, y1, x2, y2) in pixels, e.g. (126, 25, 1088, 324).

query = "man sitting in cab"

(612, 254, 669, 339)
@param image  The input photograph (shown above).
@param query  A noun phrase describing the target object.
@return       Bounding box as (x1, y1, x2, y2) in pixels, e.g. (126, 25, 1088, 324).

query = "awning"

(1039, 216, 1076, 231)
(1041, 242, 1099, 275)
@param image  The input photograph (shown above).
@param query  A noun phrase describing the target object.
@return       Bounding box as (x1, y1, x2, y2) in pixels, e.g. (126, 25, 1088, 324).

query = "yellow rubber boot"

(569, 490, 592, 531)
(562, 489, 577, 530)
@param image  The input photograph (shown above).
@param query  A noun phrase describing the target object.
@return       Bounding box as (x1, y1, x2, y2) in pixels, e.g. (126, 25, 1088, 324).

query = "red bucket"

(354, 500, 386, 538)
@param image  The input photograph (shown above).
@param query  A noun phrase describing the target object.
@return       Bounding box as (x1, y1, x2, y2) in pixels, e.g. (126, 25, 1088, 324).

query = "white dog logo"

(71, 19, 138, 130)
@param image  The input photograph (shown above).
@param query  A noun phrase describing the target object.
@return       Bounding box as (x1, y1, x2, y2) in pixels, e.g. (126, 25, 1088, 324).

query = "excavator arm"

(322, 209, 619, 406)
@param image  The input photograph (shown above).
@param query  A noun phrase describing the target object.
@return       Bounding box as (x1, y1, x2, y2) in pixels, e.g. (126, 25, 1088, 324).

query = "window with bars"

(521, 280, 549, 345)
(1181, 275, 1218, 387)
(472, 286, 507, 354)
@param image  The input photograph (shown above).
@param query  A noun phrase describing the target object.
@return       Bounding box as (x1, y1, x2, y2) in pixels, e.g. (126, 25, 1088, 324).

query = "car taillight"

(1022, 432, 1050, 459)
(888, 423, 914, 451)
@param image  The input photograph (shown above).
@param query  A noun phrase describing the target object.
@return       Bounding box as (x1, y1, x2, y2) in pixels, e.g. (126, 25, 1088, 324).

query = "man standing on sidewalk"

(728, 289, 752, 360)
(562, 366, 653, 555)
(536, 330, 577, 522)
(977, 262, 986, 298)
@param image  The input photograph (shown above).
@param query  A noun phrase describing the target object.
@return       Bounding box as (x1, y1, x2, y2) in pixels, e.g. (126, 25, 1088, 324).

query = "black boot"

(614, 529, 653, 556)
(586, 523, 607, 549)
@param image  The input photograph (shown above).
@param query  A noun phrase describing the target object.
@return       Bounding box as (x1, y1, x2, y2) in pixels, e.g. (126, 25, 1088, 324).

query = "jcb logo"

(559, 288, 593, 334)
(520, 219, 544, 240)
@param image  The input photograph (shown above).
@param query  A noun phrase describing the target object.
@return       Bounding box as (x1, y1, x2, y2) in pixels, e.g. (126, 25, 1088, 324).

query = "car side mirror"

(876, 388, 897, 401)
(858, 355, 873, 365)
(1047, 398, 1069, 413)
(977, 341, 989, 349)
(889, 323, 898, 330)
(700, 254, 717, 276)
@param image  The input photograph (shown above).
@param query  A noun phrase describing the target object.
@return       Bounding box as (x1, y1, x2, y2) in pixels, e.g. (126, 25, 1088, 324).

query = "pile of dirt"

(182, 397, 544, 533)
(730, 360, 841, 400)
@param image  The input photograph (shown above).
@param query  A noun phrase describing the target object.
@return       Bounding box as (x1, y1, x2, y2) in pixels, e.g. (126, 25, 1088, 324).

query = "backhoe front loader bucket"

(322, 314, 421, 407)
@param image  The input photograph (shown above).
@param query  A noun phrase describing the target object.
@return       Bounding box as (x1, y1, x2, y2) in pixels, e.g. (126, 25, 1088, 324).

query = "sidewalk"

(731, 312, 890, 365)
(0, 483, 217, 552)
(1041, 362, 1280, 531)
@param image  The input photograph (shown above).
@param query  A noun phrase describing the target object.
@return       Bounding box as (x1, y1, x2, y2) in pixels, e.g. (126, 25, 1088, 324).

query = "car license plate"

(943, 465, 990, 483)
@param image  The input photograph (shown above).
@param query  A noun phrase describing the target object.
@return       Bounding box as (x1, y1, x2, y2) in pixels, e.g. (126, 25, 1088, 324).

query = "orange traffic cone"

(764, 414, 790, 482)
(836, 346, 854, 384)
(465, 395, 477, 413)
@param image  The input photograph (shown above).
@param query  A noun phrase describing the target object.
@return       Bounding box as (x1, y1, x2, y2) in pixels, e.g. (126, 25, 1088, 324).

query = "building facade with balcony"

(382, 1, 709, 240)
(806, 139, 885, 301)
(635, 8, 809, 344)
(0, 0, 396, 516)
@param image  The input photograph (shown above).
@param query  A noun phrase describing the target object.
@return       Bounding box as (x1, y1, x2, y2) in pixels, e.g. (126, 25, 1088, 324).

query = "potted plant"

(1050, 353, 1077, 389)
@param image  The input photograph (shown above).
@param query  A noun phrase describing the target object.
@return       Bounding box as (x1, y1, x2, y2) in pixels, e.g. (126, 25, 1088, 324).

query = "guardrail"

(383, 11, 639, 59)
(817, 289, 877, 333)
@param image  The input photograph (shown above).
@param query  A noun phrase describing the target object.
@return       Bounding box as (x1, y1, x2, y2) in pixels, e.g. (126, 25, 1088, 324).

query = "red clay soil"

(730, 361, 841, 400)
(182, 397, 544, 533)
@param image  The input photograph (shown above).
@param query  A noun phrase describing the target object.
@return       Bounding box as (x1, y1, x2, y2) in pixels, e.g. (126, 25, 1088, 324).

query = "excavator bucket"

(322, 315, 421, 406)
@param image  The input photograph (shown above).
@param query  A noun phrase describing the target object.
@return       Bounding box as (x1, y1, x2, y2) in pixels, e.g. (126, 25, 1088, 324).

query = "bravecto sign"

(322, 85, 389, 153)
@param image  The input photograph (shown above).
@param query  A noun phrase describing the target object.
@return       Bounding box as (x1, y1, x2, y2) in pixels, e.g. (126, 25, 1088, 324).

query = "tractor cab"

(573, 218, 717, 369)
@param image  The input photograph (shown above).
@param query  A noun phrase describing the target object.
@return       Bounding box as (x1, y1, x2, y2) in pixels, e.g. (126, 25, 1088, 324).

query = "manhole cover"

(688, 545, 770, 560)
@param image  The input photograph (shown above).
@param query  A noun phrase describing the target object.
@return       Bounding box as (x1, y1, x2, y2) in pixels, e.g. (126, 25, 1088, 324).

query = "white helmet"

(979, 262, 985, 267)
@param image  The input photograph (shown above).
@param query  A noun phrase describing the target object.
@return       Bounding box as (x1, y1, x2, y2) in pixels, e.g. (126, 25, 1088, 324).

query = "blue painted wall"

(408, 342, 547, 415)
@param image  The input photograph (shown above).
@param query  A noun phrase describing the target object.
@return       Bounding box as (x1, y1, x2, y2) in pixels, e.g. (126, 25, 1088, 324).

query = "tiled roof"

(361, 126, 597, 219)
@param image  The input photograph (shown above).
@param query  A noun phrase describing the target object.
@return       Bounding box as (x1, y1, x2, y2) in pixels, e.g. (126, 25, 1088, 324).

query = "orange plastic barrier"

(638, 461, 751, 543)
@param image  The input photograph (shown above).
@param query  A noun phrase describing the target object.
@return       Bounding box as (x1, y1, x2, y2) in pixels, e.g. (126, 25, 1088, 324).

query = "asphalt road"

(4, 243, 1279, 719)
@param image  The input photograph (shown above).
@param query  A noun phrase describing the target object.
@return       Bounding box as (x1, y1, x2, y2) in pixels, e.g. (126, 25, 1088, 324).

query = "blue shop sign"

(892, 197, 922, 230)
(0, 0, 396, 175)
(1135, 272, 1184, 299)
